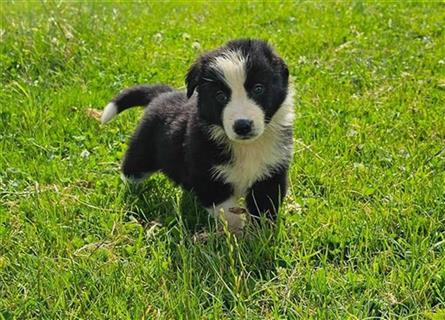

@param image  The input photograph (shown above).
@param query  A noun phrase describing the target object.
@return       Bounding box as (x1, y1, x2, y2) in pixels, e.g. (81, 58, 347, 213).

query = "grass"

(1, 1, 444, 319)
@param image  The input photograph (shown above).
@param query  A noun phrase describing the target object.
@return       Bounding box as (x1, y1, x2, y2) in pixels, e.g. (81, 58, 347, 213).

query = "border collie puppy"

(101, 39, 294, 232)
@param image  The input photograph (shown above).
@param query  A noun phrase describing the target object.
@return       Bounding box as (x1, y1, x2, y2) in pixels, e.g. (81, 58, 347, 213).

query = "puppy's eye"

(215, 91, 228, 104)
(252, 83, 265, 95)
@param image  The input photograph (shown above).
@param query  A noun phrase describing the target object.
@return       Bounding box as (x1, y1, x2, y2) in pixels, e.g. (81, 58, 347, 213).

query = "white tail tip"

(101, 102, 117, 124)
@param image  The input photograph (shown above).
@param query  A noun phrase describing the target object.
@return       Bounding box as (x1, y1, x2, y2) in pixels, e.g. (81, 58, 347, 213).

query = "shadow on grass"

(118, 174, 210, 232)
(121, 175, 278, 260)
(118, 174, 281, 277)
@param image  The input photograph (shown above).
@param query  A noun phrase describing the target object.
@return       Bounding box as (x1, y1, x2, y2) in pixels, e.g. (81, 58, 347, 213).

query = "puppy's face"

(186, 39, 289, 142)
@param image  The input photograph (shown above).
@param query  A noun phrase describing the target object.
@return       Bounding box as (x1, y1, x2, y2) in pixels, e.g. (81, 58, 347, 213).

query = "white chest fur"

(212, 131, 292, 196)
(210, 90, 295, 196)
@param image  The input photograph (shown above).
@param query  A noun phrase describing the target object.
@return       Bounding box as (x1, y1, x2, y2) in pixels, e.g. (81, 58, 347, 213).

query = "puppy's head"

(186, 39, 290, 142)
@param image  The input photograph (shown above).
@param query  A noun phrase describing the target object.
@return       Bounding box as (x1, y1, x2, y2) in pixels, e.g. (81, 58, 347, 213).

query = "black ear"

(273, 55, 289, 82)
(185, 59, 202, 98)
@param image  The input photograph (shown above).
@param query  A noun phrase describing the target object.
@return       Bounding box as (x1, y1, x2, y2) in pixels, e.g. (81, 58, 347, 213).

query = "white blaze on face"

(210, 50, 265, 142)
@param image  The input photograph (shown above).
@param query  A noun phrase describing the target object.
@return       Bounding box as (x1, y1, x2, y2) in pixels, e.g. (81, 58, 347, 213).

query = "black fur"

(105, 39, 293, 223)
(246, 170, 288, 220)
(122, 92, 233, 205)
(111, 84, 173, 114)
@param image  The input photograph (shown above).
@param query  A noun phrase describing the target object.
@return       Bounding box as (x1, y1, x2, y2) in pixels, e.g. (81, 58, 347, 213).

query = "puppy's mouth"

(234, 133, 258, 141)
(228, 130, 262, 143)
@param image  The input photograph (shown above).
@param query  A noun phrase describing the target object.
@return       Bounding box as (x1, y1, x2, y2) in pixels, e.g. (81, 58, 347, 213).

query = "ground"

(1, 2, 444, 319)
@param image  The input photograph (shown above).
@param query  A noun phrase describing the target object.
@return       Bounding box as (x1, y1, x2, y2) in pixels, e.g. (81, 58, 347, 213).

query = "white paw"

(217, 206, 247, 233)
(120, 173, 150, 185)
(207, 198, 248, 234)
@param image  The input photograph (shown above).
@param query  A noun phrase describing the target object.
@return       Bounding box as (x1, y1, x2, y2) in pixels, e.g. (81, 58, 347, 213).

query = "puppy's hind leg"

(121, 123, 157, 184)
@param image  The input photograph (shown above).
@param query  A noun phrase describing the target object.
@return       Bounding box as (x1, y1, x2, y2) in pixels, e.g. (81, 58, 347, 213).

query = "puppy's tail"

(101, 84, 173, 124)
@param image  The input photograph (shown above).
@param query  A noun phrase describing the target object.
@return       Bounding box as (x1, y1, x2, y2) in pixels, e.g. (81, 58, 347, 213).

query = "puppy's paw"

(221, 207, 247, 234)
(228, 207, 248, 215)
(120, 172, 150, 185)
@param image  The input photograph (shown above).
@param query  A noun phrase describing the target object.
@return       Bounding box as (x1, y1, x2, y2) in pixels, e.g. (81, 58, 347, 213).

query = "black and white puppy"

(101, 39, 294, 232)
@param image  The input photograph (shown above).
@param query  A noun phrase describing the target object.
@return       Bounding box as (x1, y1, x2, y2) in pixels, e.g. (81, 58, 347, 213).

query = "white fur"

(120, 172, 151, 184)
(211, 86, 295, 196)
(211, 50, 265, 141)
(101, 102, 118, 124)
(206, 197, 246, 232)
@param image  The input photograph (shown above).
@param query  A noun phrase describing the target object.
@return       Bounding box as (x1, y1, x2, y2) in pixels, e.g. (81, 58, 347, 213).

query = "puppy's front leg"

(194, 181, 246, 232)
(246, 171, 288, 221)
(206, 197, 247, 233)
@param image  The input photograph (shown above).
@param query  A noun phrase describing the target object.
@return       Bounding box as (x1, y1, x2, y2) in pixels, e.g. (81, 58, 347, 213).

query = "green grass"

(1, 1, 444, 319)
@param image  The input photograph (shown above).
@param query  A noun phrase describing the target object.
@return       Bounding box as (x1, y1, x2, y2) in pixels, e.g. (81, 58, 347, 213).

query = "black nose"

(233, 119, 253, 136)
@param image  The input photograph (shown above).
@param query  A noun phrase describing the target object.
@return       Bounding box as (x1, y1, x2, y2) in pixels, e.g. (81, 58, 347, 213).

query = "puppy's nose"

(233, 119, 253, 136)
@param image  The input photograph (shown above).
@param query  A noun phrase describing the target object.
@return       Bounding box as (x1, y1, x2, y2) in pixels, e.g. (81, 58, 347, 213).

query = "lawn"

(1, 1, 444, 319)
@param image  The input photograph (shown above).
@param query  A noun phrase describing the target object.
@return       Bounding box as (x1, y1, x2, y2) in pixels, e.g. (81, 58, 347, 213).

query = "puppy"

(101, 39, 294, 232)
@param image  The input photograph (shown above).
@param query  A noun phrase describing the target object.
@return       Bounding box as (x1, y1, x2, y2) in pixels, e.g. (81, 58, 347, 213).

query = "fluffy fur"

(102, 39, 294, 232)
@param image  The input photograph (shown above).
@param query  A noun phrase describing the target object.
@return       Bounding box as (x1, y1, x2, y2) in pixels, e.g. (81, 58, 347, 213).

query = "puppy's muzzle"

(233, 119, 254, 139)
